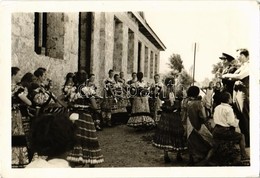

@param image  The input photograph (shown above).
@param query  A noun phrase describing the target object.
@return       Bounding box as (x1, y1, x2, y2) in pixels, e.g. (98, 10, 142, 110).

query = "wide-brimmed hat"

(219, 53, 235, 62)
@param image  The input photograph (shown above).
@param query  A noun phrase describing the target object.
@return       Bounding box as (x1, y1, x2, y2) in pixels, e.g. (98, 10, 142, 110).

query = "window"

(150, 51, 154, 79)
(34, 12, 65, 59)
(78, 12, 92, 74)
(155, 54, 158, 75)
(34, 12, 47, 55)
(137, 42, 142, 72)
(113, 17, 123, 72)
(127, 29, 134, 74)
(144, 46, 149, 77)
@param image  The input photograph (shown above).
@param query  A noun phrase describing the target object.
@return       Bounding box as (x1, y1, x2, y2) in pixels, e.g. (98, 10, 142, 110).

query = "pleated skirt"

(127, 97, 155, 128)
(67, 111, 104, 164)
(153, 111, 187, 151)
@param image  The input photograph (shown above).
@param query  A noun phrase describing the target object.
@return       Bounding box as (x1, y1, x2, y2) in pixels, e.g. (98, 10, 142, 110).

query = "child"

(26, 113, 77, 168)
(186, 86, 214, 166)
(212, 81, 223, 110)
(62, 72, 76, 102)
(212, 92, 249, 161)
(201, 81, 214, 118)
(87, 73, 103, 131)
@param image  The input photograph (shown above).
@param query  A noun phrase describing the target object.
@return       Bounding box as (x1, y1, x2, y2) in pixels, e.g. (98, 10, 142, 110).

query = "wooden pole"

(192, 43, 197, 86)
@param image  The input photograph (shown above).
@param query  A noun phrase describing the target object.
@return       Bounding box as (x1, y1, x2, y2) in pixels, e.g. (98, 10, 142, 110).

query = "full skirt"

(153, 111, 187, 151)
(67, 111, 104, 164)
(127, 97, 155, 128)
(12, 109, 30, 168)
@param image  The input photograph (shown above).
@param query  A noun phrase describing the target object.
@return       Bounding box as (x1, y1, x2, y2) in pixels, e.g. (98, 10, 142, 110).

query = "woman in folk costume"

(67, 71, 104, 167)
(222, 49, 250, 147)
(126, 72, 137, 109)
(30, 68, 67, 115)
(149, 74, 163, 125)
(62, 72, 76, 103)
(87, 73, 103, 131)
(127, 72, 155, 129)
(152, 77, 187, 163)
(186, 86, 214, 166)
(33, 67, 53, 91)
(212, 81, 223, 110)
(201, 81, 214, 119)
(112, 74, 128, 124)
(101, 69, 116, 127)
(11, 68, 32, 168)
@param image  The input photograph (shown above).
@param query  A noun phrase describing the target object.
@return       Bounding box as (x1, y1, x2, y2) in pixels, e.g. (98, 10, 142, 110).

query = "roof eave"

(132, 12, 166, 51)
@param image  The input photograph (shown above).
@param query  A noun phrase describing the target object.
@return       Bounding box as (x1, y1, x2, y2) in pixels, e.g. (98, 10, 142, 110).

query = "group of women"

(11, 67, 104, 168)
(11, 47, 250, 168)
(11, 65, 187, 168)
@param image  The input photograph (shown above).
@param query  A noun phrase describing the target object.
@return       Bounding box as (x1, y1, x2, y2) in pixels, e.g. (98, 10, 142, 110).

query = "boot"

(164, 151, 171, 163)
(176, 152, 183, 162)
(187, 154, 194, 166)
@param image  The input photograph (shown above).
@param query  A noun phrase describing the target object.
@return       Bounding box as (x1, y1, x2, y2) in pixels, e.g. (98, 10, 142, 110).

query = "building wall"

(12, 13, 79, 96)
(89, 12, 161, 95)
(12, 12, 162, 97)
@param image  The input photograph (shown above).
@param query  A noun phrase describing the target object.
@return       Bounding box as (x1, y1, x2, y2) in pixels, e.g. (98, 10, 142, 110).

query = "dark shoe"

(96, 125, 102, 131)
(187, 161, 195, 166)
(107, 121, 112, 127)
(196, 159, 208, 166)
(176, 153, 183, 162)
(70, 162, 84, 168)
(164, 155, 171, 163)
(187, 155, 194, 166)
(89, 164, 95, 168)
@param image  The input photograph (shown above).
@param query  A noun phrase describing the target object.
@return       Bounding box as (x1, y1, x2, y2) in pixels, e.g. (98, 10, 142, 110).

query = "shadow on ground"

(92, 124, 249, 168)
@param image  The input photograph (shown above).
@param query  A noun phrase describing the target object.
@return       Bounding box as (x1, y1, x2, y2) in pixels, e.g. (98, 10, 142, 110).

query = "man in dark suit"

(219, 53, 238, 96)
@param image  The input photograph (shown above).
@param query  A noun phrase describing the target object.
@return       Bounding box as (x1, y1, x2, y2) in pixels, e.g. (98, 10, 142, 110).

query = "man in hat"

(219, 53, 239, 96)
(222, 49, 250, 147)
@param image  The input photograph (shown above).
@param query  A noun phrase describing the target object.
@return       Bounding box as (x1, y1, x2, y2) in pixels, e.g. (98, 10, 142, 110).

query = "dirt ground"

(96, 124, 189, 167)
(92, 119, 250, 168)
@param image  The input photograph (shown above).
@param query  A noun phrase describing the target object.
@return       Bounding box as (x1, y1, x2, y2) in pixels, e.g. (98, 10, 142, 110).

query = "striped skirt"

(153, 111, 187, 151)
(12, 109, 29, 168)
(67, 111, 104, 164)
(127, 97, 155, 128)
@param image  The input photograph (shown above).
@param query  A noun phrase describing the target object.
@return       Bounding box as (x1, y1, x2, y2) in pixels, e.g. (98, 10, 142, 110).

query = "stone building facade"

(12, 12, 166, 95)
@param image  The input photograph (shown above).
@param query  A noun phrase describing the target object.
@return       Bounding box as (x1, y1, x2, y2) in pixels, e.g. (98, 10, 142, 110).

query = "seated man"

(212, 92, 249, 161)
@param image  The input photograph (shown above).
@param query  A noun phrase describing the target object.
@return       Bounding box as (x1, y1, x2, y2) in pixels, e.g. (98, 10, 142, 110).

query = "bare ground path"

(96, 124, 190, 167)
(93, 121, 250, 168)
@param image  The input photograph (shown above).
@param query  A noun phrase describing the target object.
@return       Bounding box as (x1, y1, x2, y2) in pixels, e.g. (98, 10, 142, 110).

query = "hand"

(222, 74, 227, 79)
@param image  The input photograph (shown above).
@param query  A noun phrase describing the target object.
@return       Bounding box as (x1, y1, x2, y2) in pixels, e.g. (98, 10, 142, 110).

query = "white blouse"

(26, 158, 71, 168)
(213, 103, 239, 128)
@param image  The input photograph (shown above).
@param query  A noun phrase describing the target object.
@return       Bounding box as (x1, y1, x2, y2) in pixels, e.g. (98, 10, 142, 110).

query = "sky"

(143, 1, 259, 83)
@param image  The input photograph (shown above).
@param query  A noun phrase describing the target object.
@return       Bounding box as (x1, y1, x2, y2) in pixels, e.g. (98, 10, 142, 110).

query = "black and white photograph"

(0, 1, 259, 178)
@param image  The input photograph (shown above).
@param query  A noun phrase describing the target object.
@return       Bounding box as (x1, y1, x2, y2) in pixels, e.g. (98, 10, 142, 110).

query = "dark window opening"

(127, 29, 134, 74)
(78, 12, 92, 74)
(34, 12, 47, 55)
(137, 42, 142, 73)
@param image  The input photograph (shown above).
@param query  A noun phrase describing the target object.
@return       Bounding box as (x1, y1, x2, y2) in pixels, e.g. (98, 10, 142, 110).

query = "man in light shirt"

(222, 49, 249, 81)
(212, 92, 249, 161)
(222, 49, 250, 147)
